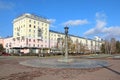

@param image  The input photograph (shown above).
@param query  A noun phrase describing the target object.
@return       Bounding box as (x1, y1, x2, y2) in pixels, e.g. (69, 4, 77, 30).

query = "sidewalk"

(0, 56, 120, 80)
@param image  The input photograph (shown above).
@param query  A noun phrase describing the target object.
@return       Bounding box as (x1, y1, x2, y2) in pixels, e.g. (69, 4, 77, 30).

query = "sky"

(0, 0, 120, 40)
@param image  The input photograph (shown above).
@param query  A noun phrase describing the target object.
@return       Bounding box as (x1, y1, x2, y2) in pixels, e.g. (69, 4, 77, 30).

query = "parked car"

(1, 52, 11, 56)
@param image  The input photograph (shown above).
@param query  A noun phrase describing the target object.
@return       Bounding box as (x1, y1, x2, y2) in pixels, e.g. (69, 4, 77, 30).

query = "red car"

(1, 52, 11, 56)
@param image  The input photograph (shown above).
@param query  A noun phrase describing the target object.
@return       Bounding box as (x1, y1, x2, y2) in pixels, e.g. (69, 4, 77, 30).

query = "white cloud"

(103, 26, 120, 37)
(84, 20, 106, 35)
(84, 12, 120, 39)
(47, 19, 57, 28)
(95, 12, 106, 20)
(0, 1, 14, 10)
(62, 19, 88, 26)
(47, 19, 56, 23)
(50, 25, 56, 28)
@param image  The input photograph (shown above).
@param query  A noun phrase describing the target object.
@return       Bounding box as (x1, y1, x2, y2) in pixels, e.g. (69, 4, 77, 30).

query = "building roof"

(49, 30, 64, 35)
(13, 13, 50, 23)
(49, 30, 94, 40)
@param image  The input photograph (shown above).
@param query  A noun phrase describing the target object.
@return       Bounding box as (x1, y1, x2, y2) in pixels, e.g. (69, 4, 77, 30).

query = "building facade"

(2, 13, 102, 54)
(13, 13, 50, 48)
(49, 30, 102, 54)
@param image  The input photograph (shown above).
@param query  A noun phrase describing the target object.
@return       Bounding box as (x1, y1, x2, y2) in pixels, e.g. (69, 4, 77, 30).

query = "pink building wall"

(49, 40, 57, 48)
(3, 37, 47, 53)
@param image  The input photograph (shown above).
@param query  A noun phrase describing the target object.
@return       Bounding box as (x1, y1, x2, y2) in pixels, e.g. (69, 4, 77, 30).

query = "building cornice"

(49, 30, 92, 40)
(13, 13, 50, 24)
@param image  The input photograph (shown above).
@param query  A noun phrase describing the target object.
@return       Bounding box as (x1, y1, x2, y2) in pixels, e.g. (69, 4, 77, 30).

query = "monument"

(58, 26, 73, 62)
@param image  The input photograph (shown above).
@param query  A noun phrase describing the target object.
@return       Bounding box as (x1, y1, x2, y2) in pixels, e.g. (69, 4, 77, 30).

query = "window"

(33, 39, 35, 42)
(45, 45, 47, 47)
(45, 40, 47, 43)
(37, 39, 39, 42)
(33, 44, 35, 47)
(29, 24, 31, 27)
(9, 43, 12, 48)
(91, 41, 93, 46)
(6, 43, 8, 47)
(29, 20, 31, 22)
(38, 22, 39, 24)
(17, 33, 20, 36)
(29, 34, 31, 37)
(42, 23, 44, 26)
(34, 21, 36, 24)
(45, 36, 47, 39)
(29, 39, 31, 42)
(45, 23, 47, 26)
(29, 29, 31, 32)
(45, 32, 47, 35)
(33, 35, 35, 37)
(34, 30, 35, 33)
(17, 27, 20, 31)
(38, 44, 39, 47)
(29, 44, 31, 47)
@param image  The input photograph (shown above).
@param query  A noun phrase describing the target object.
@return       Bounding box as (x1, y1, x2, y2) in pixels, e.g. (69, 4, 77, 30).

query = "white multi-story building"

(49, 30, 102, 53)
(13, 13, 50, 48)
(2, 13, 102, 54)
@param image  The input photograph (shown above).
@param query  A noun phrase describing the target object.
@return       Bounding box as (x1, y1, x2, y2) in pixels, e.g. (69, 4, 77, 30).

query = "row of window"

(50, 33, 62, 37)
(5, 43, 47, 48)
(29, 19, 48, 26)
(13, 38, 49, 43)
(14, 23, 47, 32)
(28, 44, 43, 47)
(14, 25, 25, 31)
(29, 24, 48, 34)
(29, 24, 48, 31)
(15, 19, 48, 26)
(50, 38, 57, 40)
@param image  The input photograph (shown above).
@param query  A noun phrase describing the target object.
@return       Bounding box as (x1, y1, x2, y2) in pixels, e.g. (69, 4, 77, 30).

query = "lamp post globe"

(64, 26, 69, 35)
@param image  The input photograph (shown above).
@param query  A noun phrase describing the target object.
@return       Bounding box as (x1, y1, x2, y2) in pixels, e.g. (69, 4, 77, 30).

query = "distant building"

(49, 30, 102, 53)
(13, 13, 50, 48)
(12, 13, 50, 53)
(3, 13, 102, 54)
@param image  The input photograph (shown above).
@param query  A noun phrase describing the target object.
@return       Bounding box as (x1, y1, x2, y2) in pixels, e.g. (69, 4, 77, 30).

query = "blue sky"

(0, 0, 120, 40)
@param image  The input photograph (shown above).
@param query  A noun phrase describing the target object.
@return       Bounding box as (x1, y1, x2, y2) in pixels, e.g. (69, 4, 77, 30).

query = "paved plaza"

(0, 56, 120, 80)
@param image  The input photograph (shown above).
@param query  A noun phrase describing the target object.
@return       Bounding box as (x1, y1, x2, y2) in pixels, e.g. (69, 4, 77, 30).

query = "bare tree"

(79, 42, 86, 54)
(110, 38, 116, 54)
(116, 41, 120, 54)
(105, 39, 110, 54)
(104, 38, 116, 54)
(91, 40, 94, 54)
(75, 39, 79, 53)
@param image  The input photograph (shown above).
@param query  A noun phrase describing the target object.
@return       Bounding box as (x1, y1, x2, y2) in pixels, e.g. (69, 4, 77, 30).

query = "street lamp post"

(64, 26, 69, 59)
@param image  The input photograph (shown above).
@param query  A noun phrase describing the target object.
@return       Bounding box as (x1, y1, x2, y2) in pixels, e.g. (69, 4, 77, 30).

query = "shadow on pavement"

(101, 65, 120, 75)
